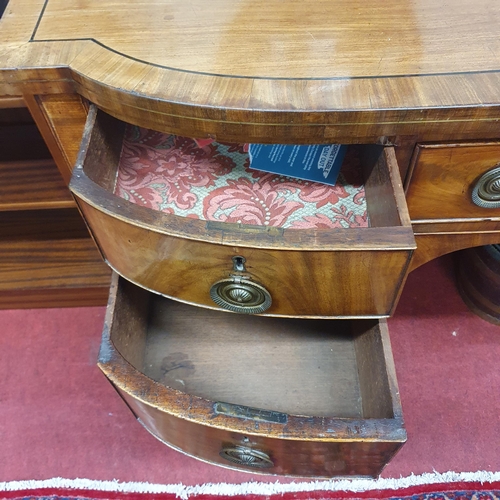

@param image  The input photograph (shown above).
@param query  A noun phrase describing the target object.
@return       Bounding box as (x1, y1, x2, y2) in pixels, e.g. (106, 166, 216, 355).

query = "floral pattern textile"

(114, 126, 369, 229)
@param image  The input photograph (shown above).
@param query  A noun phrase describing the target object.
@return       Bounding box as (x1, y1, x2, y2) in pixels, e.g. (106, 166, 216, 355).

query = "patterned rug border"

(1, 471, 500, 499)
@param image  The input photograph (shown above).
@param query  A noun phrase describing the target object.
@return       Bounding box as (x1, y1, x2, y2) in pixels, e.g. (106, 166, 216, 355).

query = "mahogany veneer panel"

(457, 244, 500, 325)
(27, 93, 89, 181)
(0, 208, 111, 308)
(406, 142, 500, 224)
(1, 0, 498, 477)
(410, 232, 500, 271)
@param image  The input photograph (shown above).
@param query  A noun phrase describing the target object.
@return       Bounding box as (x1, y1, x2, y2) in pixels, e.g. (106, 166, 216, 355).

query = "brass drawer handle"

(220, 445, 274, 468)
(472, 165, 500, 208)
(210, 276, 272, 314)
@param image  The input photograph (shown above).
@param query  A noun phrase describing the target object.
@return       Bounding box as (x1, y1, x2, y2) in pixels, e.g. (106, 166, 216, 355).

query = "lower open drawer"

(98, 274, 406, 478)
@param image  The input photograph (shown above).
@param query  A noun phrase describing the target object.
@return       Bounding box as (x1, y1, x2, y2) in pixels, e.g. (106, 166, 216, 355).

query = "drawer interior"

(78, 106, 411, 237)
(114, 127, 369, 230)
(109, 276, 397, 420)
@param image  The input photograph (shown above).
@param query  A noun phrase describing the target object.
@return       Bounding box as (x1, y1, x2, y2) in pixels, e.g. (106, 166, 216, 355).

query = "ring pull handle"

(472, 165, 500, 208)
(210, 276, 272, 314)
(220, 445, 274, 468)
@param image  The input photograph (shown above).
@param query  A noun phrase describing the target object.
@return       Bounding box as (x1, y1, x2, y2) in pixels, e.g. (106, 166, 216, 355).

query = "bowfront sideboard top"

(1, 0, 500, 143)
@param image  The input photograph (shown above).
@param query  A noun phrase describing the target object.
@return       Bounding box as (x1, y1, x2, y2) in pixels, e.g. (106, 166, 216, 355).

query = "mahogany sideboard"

(1, 0, 499, 478)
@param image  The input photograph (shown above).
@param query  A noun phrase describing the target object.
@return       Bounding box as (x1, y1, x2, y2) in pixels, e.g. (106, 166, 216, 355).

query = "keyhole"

(232, 256, 246, 272)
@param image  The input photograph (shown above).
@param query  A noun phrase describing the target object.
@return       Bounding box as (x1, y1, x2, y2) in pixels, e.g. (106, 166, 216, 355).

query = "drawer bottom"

(98, 274, 406, 477)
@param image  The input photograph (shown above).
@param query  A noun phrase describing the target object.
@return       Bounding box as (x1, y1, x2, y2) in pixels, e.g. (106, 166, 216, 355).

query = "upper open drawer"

(70, 106, 415, 318)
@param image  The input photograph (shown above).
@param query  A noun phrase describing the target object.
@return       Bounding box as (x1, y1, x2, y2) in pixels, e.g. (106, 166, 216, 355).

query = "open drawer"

(70, 106, 415, 318)
(99, 273, 406, 478)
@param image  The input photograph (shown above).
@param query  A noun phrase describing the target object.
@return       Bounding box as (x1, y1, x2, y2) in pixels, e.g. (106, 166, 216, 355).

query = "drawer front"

(70, 106, 415, 318)
(98, 275, 406, 478)
(406, 142, 500, 222)
(78, 199, 412, 317)
(117, 390, 403, 478)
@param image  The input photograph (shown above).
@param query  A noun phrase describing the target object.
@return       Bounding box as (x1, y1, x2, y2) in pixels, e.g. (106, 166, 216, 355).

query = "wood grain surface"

(406, 142, 500, 222)
(30, 0, 500, 78)
(0, 159, 75, 210)
(0, 236, 111, 309)
(24, 93, 89, 182)
(0, 96, 25, 109)
(1, 0, 500, 142)
(410, 232, 500, 271)
(457, 245, 500, 325)
(0, 0, 498, 474)
(0, 90, 110, 309)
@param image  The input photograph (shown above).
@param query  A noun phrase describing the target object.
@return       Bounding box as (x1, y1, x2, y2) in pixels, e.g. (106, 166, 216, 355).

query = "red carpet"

(0, 254, 499, 497)
(1, 484, 500, 500)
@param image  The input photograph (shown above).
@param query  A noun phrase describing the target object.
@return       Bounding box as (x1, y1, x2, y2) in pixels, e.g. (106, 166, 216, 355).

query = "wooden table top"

(1, 0, 500, 141)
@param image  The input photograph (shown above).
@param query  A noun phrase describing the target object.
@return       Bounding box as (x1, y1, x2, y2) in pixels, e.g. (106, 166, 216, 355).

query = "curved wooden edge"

(46, 44, 500, 116)
(70, 57, 500, 143)
(1, 36, 500, 141)
(99, 354, 409, 442)
(99, 355, 406, 443)
(457, 286, 500, 326)
(98, 274, 407, 443)
(410, 233, 500, 271)
(72, 179, 417, 251)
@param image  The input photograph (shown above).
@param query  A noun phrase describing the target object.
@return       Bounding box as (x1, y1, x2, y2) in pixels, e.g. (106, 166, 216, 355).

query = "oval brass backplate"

(220, 445, 274, 468)
(472, 165, 500, 208)
(210, 276, 272, 314)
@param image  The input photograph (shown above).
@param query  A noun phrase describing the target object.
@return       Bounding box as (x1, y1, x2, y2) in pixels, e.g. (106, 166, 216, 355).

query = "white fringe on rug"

(1, 471, 500, 500)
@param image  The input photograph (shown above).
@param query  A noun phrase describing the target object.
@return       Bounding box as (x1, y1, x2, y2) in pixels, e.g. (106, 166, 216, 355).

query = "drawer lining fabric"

(114, 126, 369, 230)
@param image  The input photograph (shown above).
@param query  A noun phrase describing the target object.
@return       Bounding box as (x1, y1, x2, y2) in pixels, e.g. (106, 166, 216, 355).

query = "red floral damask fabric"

(114, 126, 369, 229)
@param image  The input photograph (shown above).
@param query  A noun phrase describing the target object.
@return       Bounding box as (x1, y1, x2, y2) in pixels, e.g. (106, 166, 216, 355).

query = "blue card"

(248, 143, 346, 185)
